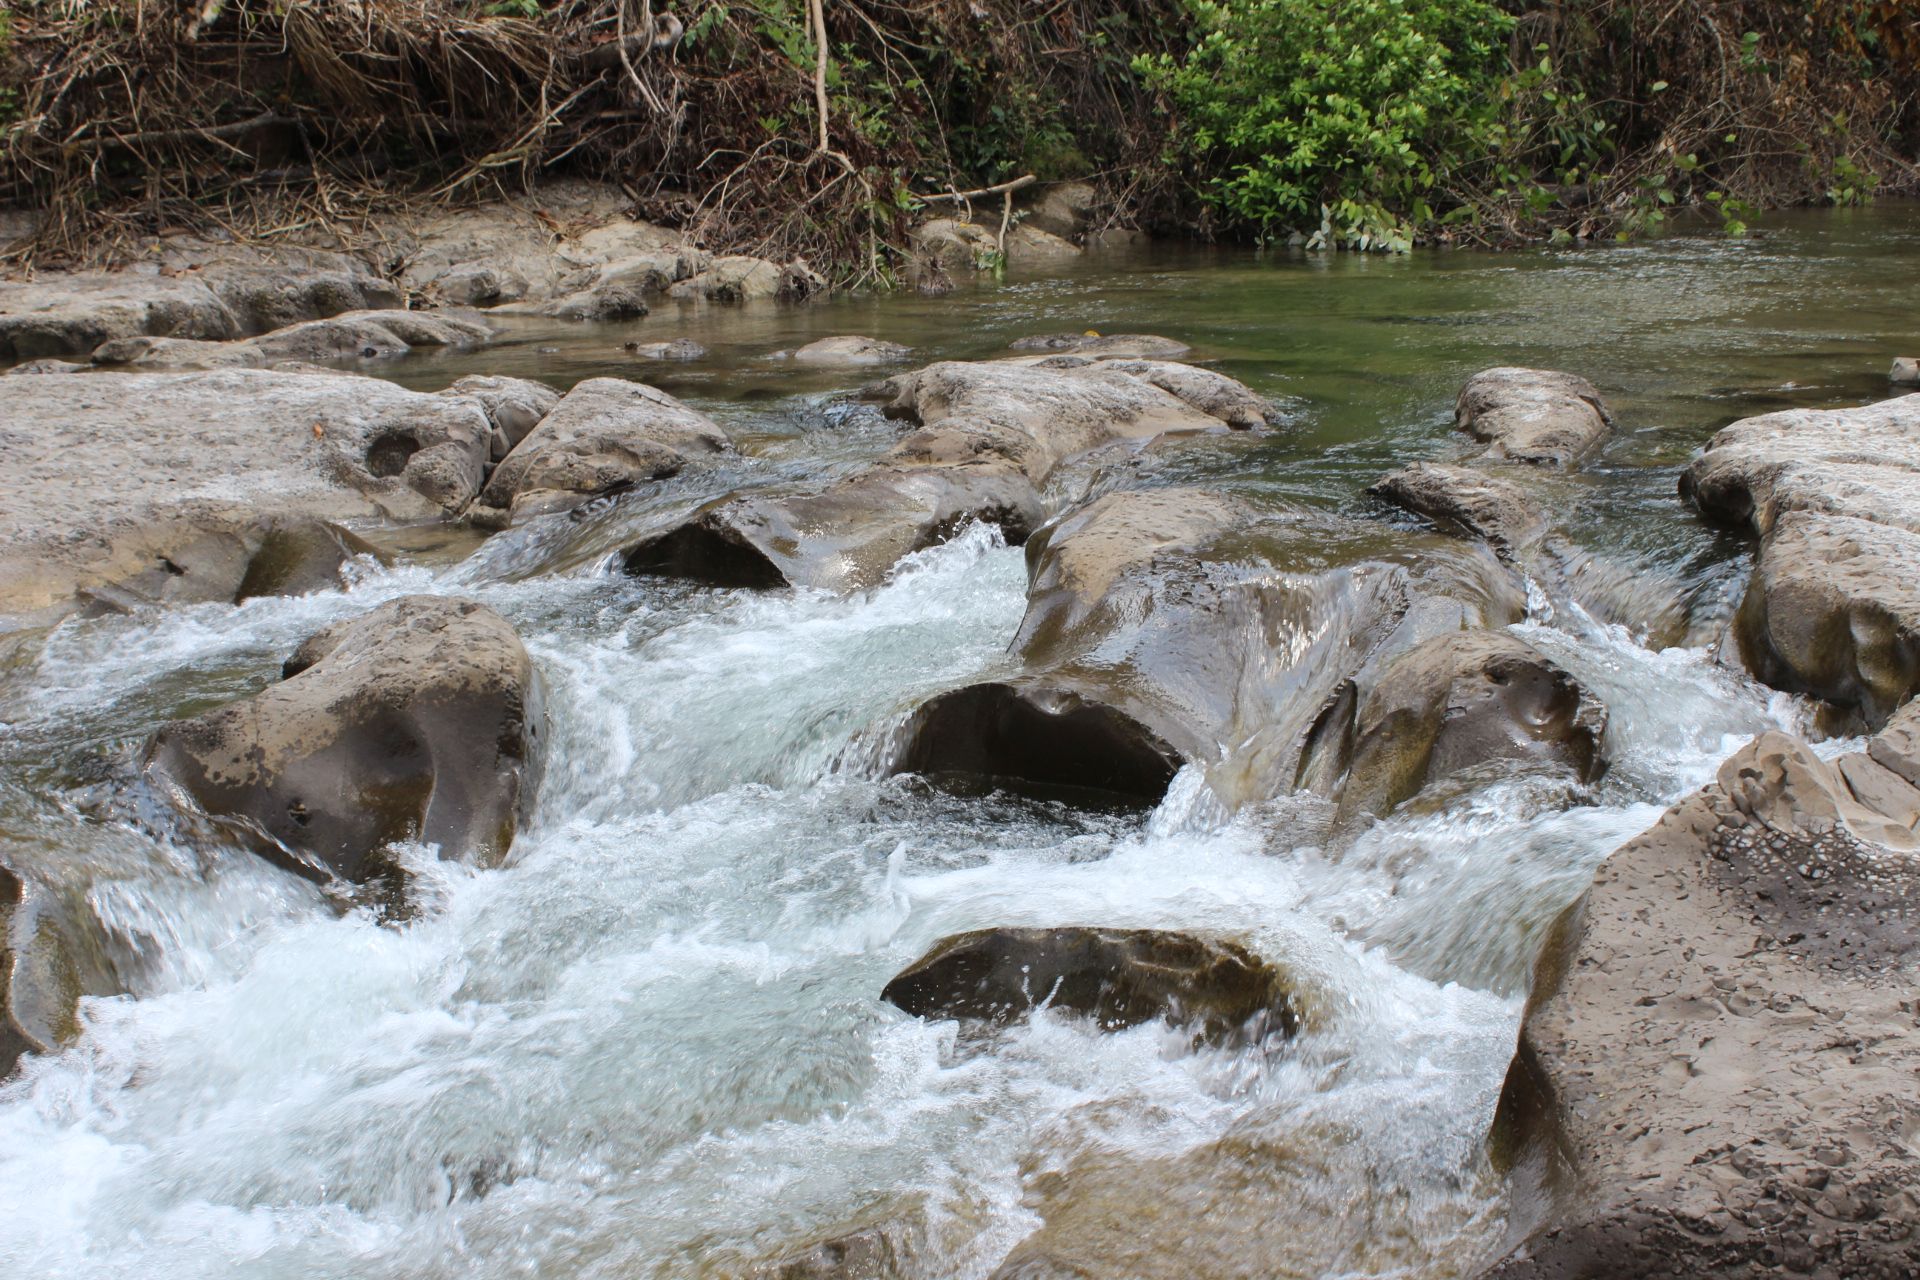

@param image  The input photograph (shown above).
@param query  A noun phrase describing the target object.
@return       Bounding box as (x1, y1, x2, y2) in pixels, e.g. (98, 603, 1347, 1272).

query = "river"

(1, 205, 1915, 1278)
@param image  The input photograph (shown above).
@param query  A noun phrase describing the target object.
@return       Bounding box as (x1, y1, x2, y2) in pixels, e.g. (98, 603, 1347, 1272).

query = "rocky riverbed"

(2, 205, 1918, 1279)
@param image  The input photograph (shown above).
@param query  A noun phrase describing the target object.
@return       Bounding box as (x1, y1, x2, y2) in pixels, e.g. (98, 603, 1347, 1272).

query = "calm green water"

(393, 200, 1920, 605)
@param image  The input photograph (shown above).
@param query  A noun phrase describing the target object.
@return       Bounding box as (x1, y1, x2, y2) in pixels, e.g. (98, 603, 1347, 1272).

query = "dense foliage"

(1139, 0, 1514, 250)
(0, 0, 1914, 269)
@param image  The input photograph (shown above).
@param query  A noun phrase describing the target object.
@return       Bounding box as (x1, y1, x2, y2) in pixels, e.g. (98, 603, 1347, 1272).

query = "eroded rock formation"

(891, 486, 1526, 807)
(145, 595, 544, 886)
(1485, 708, 1920, 1278)
(1683, 393, 1920, 726)
(622, 359, 1267, 593)
(0, 370, 501, 616)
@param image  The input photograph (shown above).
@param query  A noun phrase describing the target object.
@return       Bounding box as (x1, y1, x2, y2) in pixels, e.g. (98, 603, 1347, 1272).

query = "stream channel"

(2, 205, 1917, 1278)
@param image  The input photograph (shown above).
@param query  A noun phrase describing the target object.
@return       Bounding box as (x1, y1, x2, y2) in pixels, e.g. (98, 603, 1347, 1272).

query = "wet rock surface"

(1486, 708, 1920, 1279)
(1, 863, 81, 1079)
(1368, 462, 1549, 558)
(1301, 630, 1609, 825)
(779, 336, 913, 365)
(1007, 332, 1191, 359)
(883, 927, 1298, 1047)
(892, 487, 1526, 807)
(1455, 368, 1613, 467)
(0, 370, 496, 616)
(475, 377, 732, 524)
(622, 359, 1265, 593)
(1684, 394, 1920, 725)
(145, 595, 543, 886)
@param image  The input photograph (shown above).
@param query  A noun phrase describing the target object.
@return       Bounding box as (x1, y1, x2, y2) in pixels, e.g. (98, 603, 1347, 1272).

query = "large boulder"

(668, 255, 823, 303)
(145, 596, 543, 886)
(1299, 630, 1609, 825)
(1020, 181, 1098, 241)
(891, 488, 1526, 807)
(474, 377, 732, 525)
(1682, 393, 1920, 535)
(1684, 395, 1920, 726)
(0, 252, 400, 361)
(0, 370, 495, 617)
(1732, 511, 1920, 727)
(883, 927, 1298, 1048)
(1455, 368, 1613, 467)
(1485, 709, 1920, 1278)
(621, 360, 1266, 593)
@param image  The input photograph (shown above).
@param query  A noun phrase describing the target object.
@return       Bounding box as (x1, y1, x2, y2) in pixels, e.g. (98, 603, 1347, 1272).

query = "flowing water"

(1, 205, 1916, 1278)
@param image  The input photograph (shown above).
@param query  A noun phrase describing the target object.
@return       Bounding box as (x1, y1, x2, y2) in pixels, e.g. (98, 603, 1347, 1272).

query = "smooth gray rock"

(476, 377, 731, 524)
(448, 374, 561, 462)
(622, 359, 1266, 593)
(0, 370, 491, 616)
(0, 257, 399, 360)
(145, 595, 544, 886)
(1684, 394, 1920, 726)
(1455, 367, 1613, 467)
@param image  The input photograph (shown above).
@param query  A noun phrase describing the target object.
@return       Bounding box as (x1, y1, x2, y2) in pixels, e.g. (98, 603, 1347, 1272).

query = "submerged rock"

(474, 377, 731, 525)
(0, 370, 495, 617)
(891, 487, 1525, 807)
(1008, 332, 1191, 359)
(1300, 630, 1609, 825)
(145, 595, 544, 885)
(622, 359, 1264, 593)
(624, 338, 707, 361)
(1684, 394, 1920, 726)
(1368, 462, 1548, 558)
(1455, 367, 1613, 467)
(1486, 709, 1920, 1278)
(778, 336, 913, 365)
(883, 927, 1297, 1047)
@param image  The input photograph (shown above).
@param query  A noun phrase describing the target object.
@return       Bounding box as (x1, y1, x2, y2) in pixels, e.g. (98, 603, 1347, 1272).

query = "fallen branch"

(73, 110, 290, 151)
(915, 173, 1036, 203)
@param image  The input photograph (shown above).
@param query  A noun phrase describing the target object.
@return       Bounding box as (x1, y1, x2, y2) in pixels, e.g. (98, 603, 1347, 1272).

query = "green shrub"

(1138, 0, 1514, 249)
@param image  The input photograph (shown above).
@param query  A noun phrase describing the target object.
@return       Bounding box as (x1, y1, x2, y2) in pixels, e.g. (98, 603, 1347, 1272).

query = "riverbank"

(1, 209, 1918, 1278)
(3, 0, 1916, 272)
